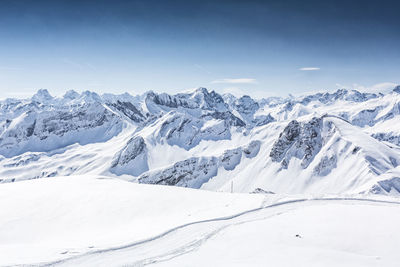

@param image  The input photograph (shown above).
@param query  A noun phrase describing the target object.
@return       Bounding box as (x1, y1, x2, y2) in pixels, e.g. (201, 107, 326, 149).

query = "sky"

(0, 0, 399, 98)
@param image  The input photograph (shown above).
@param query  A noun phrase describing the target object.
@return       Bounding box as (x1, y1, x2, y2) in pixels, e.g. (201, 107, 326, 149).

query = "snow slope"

(16, 194, 400, 267)
(154, 200, 400, 267)
(0, 175, 264, 266)
(1, 175, 398, 266)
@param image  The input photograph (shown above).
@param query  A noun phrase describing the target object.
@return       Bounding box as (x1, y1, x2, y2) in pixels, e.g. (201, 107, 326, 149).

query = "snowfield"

(153, 201, 400, 267)
(1, 175, 399, 266)
(0, 175, 264, 265)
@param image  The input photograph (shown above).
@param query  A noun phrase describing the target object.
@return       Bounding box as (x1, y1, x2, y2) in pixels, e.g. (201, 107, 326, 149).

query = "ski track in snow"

(18, 197, 400, 267)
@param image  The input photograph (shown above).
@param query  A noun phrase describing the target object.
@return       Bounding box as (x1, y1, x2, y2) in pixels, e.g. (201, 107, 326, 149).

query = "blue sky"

(0, 0, 399, 98)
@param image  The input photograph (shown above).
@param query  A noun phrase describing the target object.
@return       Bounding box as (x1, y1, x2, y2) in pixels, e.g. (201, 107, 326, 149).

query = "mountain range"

(1, 86, 400, 196)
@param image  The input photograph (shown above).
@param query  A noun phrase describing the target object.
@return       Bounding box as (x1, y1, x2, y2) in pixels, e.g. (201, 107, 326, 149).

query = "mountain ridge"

(1, 87, 400, 196)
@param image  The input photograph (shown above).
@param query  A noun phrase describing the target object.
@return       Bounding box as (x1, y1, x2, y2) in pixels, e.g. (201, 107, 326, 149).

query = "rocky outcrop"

(145, 88, 227, 111)
(270, 117, 323, 169)
(0, 103, 123, 158)
(369, 177, 400, 194)
(111, 136, 148, 176)
(107, 100, 145, 123)
(139, 157, 219, 188)
(219, 148, 242, 171)
(243, 140, 262, 158)
(219, 140, 261, 171)
(3, 153, 40, 168)
(351, 108, 380, 127)
(251, 188, 275, 194)
(299, 89, 378, 105)
(157, 113, 232, 150)
(139, 140, 261, 187)
(270, 120, 301, 163)
(202, 111, 245, 127)
(252, 114, 275, 126)
(372, 133, 400, 146)
(313, 155, 337, 176)
(233, 95, 259, 115)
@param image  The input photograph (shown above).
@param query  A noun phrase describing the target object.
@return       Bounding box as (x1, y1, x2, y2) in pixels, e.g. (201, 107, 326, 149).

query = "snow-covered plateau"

(1, 87, 400, 266)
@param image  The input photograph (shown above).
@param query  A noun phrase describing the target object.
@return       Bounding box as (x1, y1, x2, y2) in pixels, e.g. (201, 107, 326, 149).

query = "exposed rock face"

(203, 111, 245, 127)
(145, 88, 227, 111)
(252, 114, 275, 126)
(3, 153, 40, 168)
(351, 108, 380, 127)
(370, 177, 400, 194)
(270, 117, 323, 169)
(32, 89, 53, 103)
(313, 155, 337, 176)
(0, 103, 122, 157)
(220, 148, 242, 171)
(142, 88, 249, 150)
(138, 140, 262, 188)
(111, 136, 146, 167)
(270, 120, 301, 163)
(234, 95, 259, 115)
(139, 157, 219, 188)
(146, 92, 189, 109)
(157, 113, 232, 150)
(299, 89, 378, 105)
(229, 95, 275, 127)
(372, 133, 400, 146)
(111, 136, 148, 176)
(107, 100, 145, 123)
(197, 88, 226, 111)
(219, 140, 261, 171)
(299, 117, 323, 168)
(251, 188, 275, 194)
(243, 140, 261, 158)
(63, 90, 80, 100)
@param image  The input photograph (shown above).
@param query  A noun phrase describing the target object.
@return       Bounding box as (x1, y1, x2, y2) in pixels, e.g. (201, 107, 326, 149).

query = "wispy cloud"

(299, 67, 320, 71)
(211, 78, 257, 84)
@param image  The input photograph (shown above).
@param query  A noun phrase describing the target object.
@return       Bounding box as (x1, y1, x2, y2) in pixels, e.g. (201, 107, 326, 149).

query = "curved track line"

(16, 197, 400, 267)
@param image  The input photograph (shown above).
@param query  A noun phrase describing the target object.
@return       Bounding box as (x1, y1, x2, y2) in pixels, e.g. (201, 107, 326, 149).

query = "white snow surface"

(1, 175, 399, 267)
(153, 201, 400, 267)
(0, 175, 264, 265)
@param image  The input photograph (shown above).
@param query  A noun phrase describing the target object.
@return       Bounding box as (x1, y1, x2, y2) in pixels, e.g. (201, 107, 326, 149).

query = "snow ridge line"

(16, 197, 400, 267)
(321, 114, 352, 124)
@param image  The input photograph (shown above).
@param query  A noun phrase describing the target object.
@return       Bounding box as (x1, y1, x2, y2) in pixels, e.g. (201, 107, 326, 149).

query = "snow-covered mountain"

(1, 87, 400, 195)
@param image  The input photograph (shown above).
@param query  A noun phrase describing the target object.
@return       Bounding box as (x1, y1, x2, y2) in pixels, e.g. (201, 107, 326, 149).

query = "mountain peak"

(63, 90, 80, 100)
(192, 87, 209, 95)
(80, 90, 101, 102)
(234, 95, 259, 115)
(393, 85, 400, 94)
(32, 89, 53, 103)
